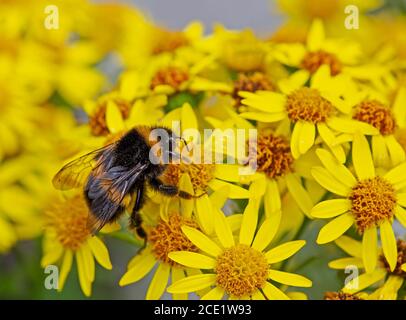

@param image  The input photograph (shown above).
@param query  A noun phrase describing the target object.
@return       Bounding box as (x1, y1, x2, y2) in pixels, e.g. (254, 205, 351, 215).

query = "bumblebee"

(52, 126, 193, 239)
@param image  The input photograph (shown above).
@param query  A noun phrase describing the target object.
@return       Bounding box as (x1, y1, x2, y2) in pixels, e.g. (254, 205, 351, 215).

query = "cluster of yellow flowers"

(2, 0, 406, 300)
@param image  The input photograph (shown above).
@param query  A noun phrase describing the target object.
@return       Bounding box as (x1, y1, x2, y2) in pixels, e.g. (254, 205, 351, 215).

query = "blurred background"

(1, 0, 406, 299)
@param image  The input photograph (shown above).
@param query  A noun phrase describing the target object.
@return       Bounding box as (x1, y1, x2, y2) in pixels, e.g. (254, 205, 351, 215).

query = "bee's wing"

(52, 144, 116, 190)
(86, 162, 149, 234)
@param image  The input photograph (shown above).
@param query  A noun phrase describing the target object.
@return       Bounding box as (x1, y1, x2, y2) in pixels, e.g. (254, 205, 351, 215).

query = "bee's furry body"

(53, 126, 191, 239)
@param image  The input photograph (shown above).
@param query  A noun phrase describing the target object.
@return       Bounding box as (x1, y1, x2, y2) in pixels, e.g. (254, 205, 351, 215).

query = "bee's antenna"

(181, 137, 191, 152)
(170, 135, 191, 152)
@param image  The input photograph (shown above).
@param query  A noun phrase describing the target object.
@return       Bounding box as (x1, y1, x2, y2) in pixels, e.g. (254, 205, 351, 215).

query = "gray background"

(95, 0, 283, 35)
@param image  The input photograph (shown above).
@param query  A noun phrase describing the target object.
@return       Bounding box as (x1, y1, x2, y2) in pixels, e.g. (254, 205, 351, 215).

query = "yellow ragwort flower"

(167, 195, 311, 299)
(311, 138, 406, 274)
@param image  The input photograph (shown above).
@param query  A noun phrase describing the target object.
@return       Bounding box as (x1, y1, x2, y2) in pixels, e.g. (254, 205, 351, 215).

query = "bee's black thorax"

(113, 129, 152, 168)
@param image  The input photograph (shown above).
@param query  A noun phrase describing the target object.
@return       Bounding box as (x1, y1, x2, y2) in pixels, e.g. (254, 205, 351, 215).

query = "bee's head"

(147, 126, 182, 165)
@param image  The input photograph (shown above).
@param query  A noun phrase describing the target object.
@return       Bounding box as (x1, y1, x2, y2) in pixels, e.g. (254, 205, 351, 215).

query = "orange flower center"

(215, 244, 268, 298)
(150, 67, 189, 90)
(233, 72, 274, 107)
(286, 87, 334, 123)
(89, 99, 132, 136)
(250, 131, 294, 179)
(148, 214, 199, 266)
(163, 162, 216, 194)
(324, 292, 363, 300)
(301, 50, 342, 76)
(152, 28, 189, 55)
(349, 177, 396, 233)
(353, 100, 396, 135)
(45, 194, 91, 251)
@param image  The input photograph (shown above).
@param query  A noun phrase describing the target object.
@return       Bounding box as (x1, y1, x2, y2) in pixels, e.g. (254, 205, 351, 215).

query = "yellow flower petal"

(81, 244, 95, 282)
(352, 132, 375, 180)
(378, 274, 404, 300)
(171, 267, 187, 300)
(181, 103, 198, 131)
(372, 135, 390, 168)
(146, 263, 171, 300)
(120, 251, 156, 286)
(311, 64, 330, 88)
(227, 214, 243, 233)
(76, 249, 92, 297)
(209, 185, 230, 209)
(335, 235, 362, 258)
(315, 148, 356, 188)
(393, 87, 406, 127)
(195, 194, 214, 235)
(208, 179, 250, 199)
(317, 123, 336, 146)
(100, 221, 121, 233)
(290, 121, 303, 159)
(395, 205, 406, 227)
(286, 292, 308, 300)
(402, 264, 406, 272)
(201, 286, 225, 300)
(265, 240, 306, 264)
(239, 112, 286, 122)
(167, 274, 217, 294)
(299, 122, 315, 155)
(262, 282, 290, 300)
(327, 117, 378, 135)
(252, 218, 285, 252)
(161, 108, 181, 128)
(328, 257, 364, 269)
(385, 135, 405, 166)
(311, 166, 350, 197)
(239, 91, 286, 113)
(362, 226, 378, 273)
(380, 220, 398, 272)
(307, 19, 325, 51)
(214, 208, 235, 248)
(179, 173, 194, 219)
(214, 164, 242, 182)
(58, 250, 73, 291)
(106, 101, 124, 133)
(168, 251, 216, 269)
(251, 290, 265, 300)
(343, 269, 386, 294)
(268, 270, 312, 287)
(278, 69, 309, 93)
(316, 212, 354, 244)
(285, 173, 313, 217)
(249, 176, 266, 200)
(181, 225, 222, 257)
(239, 200, 258, 246)
(87, 237, 112, 270)
(311, 199, 351, 219)
(384, 162, 406, 186)
(264, 179, 281, 216)
(41, 240, 63, 267)
(397, 193, 406, 207)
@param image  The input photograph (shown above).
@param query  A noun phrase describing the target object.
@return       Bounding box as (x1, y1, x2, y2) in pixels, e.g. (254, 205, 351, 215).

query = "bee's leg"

(149, 177, 196, 199)
(129, 184, 147, 242)
(149, 177, 179, 196)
